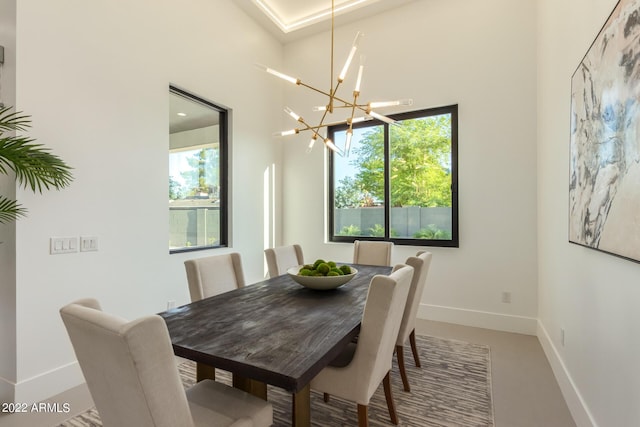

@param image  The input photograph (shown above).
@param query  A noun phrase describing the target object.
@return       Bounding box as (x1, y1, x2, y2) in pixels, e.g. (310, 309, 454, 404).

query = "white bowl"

(287, 265, 358, 290)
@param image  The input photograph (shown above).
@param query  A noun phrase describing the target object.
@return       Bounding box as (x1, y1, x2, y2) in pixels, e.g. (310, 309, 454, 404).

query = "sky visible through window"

(333, 127, 370, 184)
(169, 149, 196, 189)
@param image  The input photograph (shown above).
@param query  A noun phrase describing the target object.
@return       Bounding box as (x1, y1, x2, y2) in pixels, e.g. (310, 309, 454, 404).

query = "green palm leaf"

(0, 196, 26, 224)
(0, 106, 31, 133)
(0, 106, 73, 223)
(0, 136, 74, 192)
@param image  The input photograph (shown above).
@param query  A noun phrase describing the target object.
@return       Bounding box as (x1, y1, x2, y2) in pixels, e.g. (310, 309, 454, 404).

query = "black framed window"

(329, 105, 458, 247)
(169, 86, 228, 253)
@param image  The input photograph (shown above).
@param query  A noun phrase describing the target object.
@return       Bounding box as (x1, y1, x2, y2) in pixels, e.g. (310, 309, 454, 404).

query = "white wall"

(281, 0, 539, 333)
(537, 0, 640, 426)
(8, 0, 283, 403)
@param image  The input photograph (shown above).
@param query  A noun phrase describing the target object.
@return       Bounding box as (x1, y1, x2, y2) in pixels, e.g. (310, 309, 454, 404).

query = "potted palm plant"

(0, 106, 73, 223)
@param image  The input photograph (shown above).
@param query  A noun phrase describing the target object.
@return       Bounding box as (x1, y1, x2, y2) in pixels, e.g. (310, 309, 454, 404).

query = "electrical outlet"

(167, 300, 176, 310)
(501, 291, 512, 303)
(560, 328, 565, 346)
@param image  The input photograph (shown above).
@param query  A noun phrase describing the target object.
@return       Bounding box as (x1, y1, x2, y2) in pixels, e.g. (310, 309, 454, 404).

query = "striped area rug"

(59, 335, 494, 426)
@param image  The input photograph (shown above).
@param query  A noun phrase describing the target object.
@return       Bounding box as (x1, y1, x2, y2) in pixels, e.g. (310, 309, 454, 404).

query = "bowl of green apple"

(287, 259, 357, 290)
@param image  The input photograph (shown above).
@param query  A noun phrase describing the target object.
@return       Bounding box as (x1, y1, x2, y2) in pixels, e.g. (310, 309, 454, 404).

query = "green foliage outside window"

(336, 224, 362, 236)
(334, 115, 452, 209)
(169, 147, 219, 200)
(413, 224, 452, 240)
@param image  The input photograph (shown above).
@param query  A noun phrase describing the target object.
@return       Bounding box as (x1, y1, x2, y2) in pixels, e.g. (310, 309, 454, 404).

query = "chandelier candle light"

(257, 0, 412, 156)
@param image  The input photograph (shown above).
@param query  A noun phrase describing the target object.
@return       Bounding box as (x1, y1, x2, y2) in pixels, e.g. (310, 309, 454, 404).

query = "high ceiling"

(235, 0, 416, 43)
(169, 1, 416, 133)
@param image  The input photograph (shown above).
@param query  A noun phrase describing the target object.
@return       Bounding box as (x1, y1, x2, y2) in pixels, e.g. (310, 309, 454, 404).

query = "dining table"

(159, 263, 393, 427)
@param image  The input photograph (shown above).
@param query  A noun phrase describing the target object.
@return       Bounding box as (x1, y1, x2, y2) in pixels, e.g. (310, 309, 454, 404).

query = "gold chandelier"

(258, 0, 412, 156)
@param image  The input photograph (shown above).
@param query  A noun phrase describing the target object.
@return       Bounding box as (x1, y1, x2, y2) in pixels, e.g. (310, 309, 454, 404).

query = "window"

(169, 86, 228, 253)
(329, 105, 458, 247)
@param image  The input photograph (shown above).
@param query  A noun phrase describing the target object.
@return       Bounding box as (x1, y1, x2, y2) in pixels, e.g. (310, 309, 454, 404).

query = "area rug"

(59, 335, 494, 426)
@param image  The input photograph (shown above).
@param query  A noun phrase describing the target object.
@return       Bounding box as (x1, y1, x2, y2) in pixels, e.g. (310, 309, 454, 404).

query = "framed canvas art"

(569, 0, 640, 262)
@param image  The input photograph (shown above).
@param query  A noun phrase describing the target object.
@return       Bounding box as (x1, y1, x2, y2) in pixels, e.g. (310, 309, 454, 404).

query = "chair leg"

(323, 393, 330, 403)
(396, 345, 411, 392)
(409, 329, 421, 368)
(357, 404, 369, 427)
(383, 372, 399, 425)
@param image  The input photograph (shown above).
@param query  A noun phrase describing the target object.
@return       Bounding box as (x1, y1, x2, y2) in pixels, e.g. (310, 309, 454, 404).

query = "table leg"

(232, 374, 268, 400)
(196, 363, 216, 382)
(292, 383, 311, 427)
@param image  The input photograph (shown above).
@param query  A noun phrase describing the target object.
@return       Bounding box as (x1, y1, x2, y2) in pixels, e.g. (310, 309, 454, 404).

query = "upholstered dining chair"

(184, 252, 246, 381)
(60, 298, 273, 427)
(184, 252, 245, 301)
(395, 251, 433, 392)
(352, 240, 394, 266)
(264, 244, 304, 277)
(311, 264, 414, 426)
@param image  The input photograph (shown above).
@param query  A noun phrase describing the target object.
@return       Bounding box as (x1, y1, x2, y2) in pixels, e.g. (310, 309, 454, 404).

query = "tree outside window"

(329, 105, 458, 247)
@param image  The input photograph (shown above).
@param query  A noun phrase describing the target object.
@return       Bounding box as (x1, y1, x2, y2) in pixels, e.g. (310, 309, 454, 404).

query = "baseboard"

(13, 360, 84, 405)
(418, 303, 538, 335)
(537, 321, 597, 427)
(0, 375, 14, 405)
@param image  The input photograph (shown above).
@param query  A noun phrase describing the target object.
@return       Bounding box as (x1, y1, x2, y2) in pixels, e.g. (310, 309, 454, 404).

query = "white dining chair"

(184, 252, 245, 301)
(311, 264, 414, 426)
(395, 251, 432, 392)
(184, 252, 246, 381)
(60, 298, 273, 427)
(264, 244, 304, 277)
(352, 240, 394, 266)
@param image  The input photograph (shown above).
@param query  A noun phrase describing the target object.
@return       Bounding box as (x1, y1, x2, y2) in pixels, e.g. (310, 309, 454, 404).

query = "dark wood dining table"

(159, 263, 392, 427)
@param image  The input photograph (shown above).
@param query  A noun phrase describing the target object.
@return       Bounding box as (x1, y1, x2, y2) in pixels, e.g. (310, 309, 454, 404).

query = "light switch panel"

(80, 236, 98, 252)
(50, 237, 78, 255)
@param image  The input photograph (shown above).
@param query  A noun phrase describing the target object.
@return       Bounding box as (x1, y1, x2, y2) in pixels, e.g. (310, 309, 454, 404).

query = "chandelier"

(258, 0, 412, 156)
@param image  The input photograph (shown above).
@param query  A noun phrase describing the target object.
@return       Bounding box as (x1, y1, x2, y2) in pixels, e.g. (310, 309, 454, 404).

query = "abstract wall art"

(569, 0, 640, 262)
